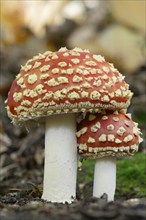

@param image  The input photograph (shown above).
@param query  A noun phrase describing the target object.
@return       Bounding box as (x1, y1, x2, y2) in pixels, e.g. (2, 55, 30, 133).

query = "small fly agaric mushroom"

(77, 111, 143, 201)
(6, 47, 133, 203)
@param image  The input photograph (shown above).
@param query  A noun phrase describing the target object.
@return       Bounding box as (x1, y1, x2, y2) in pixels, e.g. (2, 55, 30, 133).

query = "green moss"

(116, 153, 146, 198)
(78, 159, 94, 183)
(78, 153, 146, 199)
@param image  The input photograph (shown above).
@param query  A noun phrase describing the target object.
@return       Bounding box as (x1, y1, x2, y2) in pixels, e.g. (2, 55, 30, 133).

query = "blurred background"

(0, 0, 146, 200)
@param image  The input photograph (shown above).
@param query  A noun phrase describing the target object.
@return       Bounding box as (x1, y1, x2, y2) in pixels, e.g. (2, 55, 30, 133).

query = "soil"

(0, 193, 146, 220)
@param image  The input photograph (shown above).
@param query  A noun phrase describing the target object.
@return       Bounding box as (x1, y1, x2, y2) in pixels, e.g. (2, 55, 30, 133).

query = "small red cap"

(77, 111, 143, 158)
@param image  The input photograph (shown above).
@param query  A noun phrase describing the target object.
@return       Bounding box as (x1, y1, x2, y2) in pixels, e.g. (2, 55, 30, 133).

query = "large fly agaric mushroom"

(77, 111, 143, 201)
(6, 47, 133, 203)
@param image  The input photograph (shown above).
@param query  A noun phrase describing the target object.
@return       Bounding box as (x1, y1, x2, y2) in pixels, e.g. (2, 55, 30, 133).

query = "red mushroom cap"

(77, 111, 143, 158)
(6, 47, 133, 125)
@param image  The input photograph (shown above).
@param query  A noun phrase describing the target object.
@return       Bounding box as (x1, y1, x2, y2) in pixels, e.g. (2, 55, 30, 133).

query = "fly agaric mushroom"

(6, 47, 133, 203)
(77, 111, 143, 201)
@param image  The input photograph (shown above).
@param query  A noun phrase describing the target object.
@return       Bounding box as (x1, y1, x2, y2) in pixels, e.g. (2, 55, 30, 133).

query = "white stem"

(93, 157, 116, 201)
(42, 113, 77, 203)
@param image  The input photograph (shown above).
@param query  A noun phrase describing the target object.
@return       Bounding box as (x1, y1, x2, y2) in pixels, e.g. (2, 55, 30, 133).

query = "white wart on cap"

(77, 111, 143, 158)
(6, 47, 133, 125)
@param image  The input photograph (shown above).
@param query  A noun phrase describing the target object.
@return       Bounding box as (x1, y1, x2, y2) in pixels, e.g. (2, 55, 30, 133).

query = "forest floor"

(0, 149, 146, 220)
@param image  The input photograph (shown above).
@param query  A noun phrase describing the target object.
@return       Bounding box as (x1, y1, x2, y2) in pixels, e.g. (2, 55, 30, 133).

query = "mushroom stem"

(93, 157, 116, 201)
(42, 113, 77, 203)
